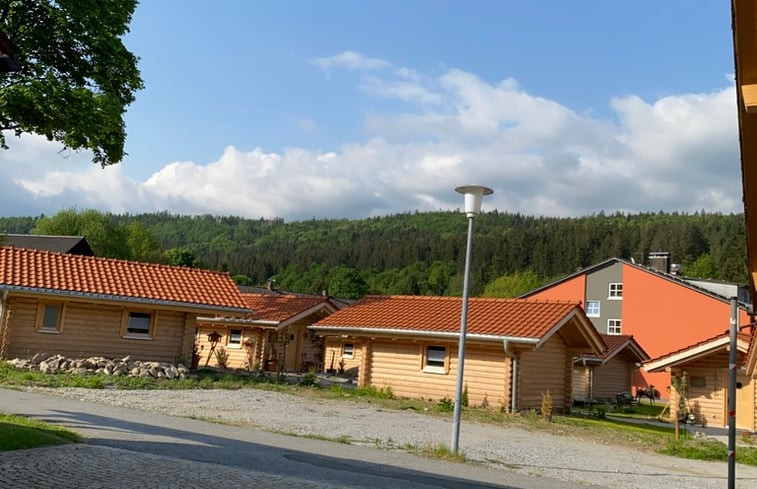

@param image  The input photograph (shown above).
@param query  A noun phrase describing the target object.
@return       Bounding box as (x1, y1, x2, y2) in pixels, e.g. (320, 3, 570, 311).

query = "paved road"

(0, 388, 603, 489)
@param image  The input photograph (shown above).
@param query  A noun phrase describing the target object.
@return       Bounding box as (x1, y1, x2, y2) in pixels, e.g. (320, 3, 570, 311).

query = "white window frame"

(423, 345, 448, 374)
(608, 283, 623, 299)
(342, 342, 354, 358)
(607, 318, 622, 335)
(585, 300, 600, 317)
(228, 329, 242, 348)
(122, 311, 155, 340)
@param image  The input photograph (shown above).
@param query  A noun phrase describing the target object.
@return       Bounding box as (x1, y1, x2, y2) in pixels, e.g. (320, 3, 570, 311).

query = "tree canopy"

(0, 0, 143, 166)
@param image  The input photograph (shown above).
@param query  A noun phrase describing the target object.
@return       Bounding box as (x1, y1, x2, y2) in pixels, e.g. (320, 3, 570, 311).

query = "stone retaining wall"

(6, 352, 190, 379)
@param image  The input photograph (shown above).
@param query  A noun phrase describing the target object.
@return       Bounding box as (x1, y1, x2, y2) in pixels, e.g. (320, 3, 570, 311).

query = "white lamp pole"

(451, 184, 493, 454)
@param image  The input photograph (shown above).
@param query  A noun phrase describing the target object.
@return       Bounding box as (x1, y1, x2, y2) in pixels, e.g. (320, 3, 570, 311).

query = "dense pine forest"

(0, 210, 748, 298)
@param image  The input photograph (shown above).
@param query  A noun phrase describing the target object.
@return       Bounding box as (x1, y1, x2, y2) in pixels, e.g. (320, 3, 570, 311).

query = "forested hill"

(0, 210, 747, 298)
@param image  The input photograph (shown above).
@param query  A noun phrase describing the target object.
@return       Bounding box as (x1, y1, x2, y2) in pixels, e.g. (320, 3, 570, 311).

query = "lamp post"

(451, 184, 493, 454)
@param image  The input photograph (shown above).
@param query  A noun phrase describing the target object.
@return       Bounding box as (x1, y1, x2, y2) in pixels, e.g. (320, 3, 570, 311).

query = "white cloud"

(311, 51, 392, 72)
(0, 54, 742, 221)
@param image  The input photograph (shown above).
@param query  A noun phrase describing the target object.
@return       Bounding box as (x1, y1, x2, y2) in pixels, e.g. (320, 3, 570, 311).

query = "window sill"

(123, 333, 152, 340)
(422, 366, 447, 375)
(37, 328, 61, 334)
(227, 343, 242, 349)
(606, 297, 623, 300)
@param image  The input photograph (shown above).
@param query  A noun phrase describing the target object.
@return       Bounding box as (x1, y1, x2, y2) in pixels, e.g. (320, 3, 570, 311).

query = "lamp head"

(455, 184, 493, 217)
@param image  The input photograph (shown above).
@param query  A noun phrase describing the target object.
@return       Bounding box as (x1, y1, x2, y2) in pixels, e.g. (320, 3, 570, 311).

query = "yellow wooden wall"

(666, 349, 756, 430)
(196, 324, 267, 369)
(517, 336, 567, 410)
(364, 339, 509, 407)
(593, 355, 634, 400)
(324, 338, 362, 375)
(3, 296, 193, 364)
(572, 366, 591, 400)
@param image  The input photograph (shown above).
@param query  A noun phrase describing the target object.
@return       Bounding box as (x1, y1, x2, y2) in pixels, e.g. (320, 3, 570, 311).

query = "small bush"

(540, 390, 553, 421)
(436, 397, 454, 412)
(462, 384, 469, 407)
(214, 347, 229, 369)
(299, 370, 318, 387)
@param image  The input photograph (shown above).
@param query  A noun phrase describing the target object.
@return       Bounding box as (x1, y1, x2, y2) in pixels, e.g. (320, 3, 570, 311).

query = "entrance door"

(736, 374, 755, 431)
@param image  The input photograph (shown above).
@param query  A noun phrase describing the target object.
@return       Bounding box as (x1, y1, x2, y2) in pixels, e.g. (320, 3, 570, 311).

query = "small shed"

(197, 293, 338, 371)
(644, 331, 755, 430)
(573, 334, 650, 401)
(310, 295, 605, 412)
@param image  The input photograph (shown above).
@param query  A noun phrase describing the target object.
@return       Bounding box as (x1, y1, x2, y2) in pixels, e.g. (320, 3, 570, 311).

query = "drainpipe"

(0, 290, 8, 359)
(503, 339, 517, 412)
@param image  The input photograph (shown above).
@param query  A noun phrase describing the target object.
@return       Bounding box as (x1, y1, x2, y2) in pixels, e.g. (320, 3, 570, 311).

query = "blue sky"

(0, 1, 742, 220)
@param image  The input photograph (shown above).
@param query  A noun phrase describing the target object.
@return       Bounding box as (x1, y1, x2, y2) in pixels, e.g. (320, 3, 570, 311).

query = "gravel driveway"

(31, 387, 757, 489)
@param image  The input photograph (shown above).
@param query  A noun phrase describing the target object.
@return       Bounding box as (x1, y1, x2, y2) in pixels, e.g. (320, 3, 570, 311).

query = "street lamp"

(451, 184, 493, 454)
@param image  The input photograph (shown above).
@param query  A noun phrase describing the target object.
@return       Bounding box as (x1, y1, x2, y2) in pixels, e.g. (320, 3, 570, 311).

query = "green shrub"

(299, 370, 318, 387)
(436, 397, 454, 412)
(214, 347, 229, 369)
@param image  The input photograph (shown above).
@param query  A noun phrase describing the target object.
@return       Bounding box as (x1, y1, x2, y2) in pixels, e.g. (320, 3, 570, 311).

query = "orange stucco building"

(522, 257, 752, 399)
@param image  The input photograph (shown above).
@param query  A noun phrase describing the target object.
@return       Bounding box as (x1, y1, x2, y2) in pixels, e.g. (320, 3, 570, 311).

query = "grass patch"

(404, 442, 466, 463)
(0, 413, 81, 451)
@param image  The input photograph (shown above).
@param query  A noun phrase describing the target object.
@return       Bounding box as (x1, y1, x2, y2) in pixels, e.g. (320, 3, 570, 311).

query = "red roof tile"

(578, 334, 648, 362)
(0, 246, 248, 311)
(645, 329, 752, 367)
(242, 293, 334, 322)
(311, 295, 582, 339)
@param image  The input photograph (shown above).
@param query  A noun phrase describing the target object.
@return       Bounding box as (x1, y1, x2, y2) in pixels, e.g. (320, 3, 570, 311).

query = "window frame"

(228, 328, 243, 348)
(121, 310, 156, 340)
(608, 283, 623, 299)
(585, 300, 601, 317)
(342, 342, 354, 358)
(35, 302, 65, 333)
(607, 318, 622, 335)
(422, 344, 449, 374)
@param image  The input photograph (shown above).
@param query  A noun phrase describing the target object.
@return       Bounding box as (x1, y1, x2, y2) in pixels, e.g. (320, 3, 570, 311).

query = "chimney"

(266, 278, 276, 291)
(647, 252, 670, 273)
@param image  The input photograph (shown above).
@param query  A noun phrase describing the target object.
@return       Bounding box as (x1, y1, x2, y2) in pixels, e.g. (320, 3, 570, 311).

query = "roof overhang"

(539, 308, 606, 355)
(308, 325, 540, 345)
(277, 302, 338, 330)
(1, 285, 249, 315)
(733, 0, 757, 301)
(644, 336, 750, 372)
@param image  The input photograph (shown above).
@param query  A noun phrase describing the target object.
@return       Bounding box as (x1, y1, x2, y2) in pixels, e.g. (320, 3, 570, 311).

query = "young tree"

(32, 208, 129, 258)
(482, 270, 543, 298)
(0, 1, 143, 166)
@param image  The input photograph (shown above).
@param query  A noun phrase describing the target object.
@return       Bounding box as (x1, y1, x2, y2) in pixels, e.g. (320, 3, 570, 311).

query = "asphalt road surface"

(0, 388, 604, 489)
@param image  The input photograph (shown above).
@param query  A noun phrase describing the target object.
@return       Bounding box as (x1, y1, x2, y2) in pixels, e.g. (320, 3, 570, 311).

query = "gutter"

(503, 339, 518, 412)
(0, 289, 8, 358)
(309, 325, 541, 345)
(0, 285, 249, 315)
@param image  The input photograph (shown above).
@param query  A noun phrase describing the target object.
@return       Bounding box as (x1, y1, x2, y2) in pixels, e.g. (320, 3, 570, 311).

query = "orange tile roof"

(645, 330, 752, 366)
(578, 334, 647, 362)
(0, 246, 248, 312)
(242, 293, 334, 322)
(311, 295, 582, 339)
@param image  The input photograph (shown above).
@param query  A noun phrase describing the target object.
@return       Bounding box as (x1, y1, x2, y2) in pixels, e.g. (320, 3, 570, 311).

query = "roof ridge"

(362, 294, 579, 305)
(1, 245, 233, 278)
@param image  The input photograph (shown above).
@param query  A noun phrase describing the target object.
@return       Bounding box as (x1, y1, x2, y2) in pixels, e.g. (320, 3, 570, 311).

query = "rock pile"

(6, 353, 190, 379)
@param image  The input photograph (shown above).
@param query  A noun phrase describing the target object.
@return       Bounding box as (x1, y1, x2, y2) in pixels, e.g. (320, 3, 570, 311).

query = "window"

(607, 319, 622, 335)
(423, 345, 447, 373)
(36, 303, 64, 333)
(608, 283, 623, 299)
(228, 329, 242, 347)
(122, 311, 154, 339)
(342, 343, 354, 358)
(690, 376, 706, 388)
(585, 300, 600, 317)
